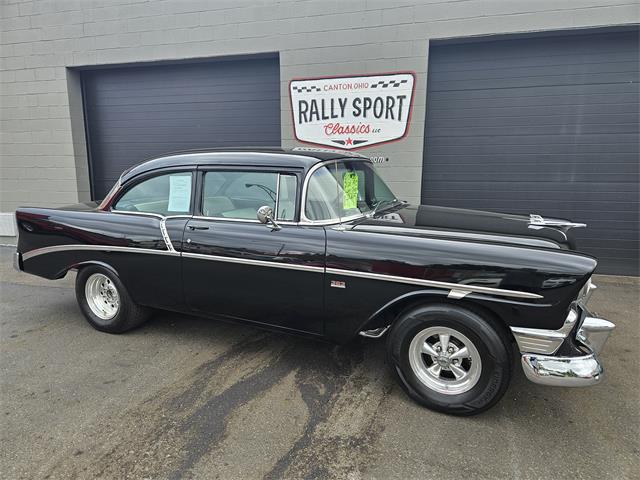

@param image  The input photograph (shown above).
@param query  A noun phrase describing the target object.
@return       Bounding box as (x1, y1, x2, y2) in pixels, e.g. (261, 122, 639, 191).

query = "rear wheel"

(387, 304, 512, 415)
(76, 266, 151, 333)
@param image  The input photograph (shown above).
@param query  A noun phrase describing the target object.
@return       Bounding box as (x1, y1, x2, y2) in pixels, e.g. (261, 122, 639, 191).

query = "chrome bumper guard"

(514, 292, 615, 387)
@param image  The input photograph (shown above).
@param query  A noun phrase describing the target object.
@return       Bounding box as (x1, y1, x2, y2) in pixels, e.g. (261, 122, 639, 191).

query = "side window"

(113, 172, 192, 215)
(202, 171, 278, 220)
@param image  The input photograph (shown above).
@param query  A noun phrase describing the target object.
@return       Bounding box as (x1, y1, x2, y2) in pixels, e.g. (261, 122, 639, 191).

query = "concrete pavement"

(1, 246, 638, 479)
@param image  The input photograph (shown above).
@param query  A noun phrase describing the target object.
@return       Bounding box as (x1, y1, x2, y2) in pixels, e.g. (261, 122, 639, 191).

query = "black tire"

(75, 265, 151, 333)
(386, 303, 512, 416)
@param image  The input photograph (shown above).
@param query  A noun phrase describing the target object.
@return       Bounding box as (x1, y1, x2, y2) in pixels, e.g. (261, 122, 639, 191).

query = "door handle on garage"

(188, 224, 209, 230)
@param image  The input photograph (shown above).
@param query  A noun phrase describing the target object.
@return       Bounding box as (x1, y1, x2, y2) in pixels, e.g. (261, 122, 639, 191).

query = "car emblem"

(330, 280, 346, 289)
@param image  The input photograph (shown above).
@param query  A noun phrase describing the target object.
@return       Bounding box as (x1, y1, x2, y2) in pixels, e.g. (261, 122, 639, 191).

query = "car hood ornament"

(528, 214, 587, 231)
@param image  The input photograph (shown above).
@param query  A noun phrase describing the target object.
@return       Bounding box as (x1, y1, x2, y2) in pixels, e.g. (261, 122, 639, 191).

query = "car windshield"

(305, 160, 399, 222)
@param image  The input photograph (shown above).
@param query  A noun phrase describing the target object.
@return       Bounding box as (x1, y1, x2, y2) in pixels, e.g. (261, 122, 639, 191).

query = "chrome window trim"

(274, 172, 298, 222)
(300, 158, 374, 225)
(190, 215, 298, 226)
(275, 172, 281, 218)
(110, 210, 193, 221)
(111, 210, 165, 219)
(325, 267, 543, 300)
(201, 169, 299, 224)
(111, 170, 194, 216)
(99, 178, 122, 210)
(194, 215, 260, 224)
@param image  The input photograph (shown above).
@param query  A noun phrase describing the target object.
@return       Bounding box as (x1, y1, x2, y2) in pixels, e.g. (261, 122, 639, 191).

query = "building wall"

(1, 0, 638, 241)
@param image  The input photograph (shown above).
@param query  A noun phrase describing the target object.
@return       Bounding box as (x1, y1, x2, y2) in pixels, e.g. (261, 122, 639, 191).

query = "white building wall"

(1, 0, 638, 240)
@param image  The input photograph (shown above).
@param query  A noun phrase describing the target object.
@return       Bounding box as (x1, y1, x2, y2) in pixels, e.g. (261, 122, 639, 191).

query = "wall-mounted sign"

(290, 72, 415, 150)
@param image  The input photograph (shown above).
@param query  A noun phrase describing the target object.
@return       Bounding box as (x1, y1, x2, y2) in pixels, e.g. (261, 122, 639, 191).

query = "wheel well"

(368, 293, 515, 345)
(66, 261, 120, 279)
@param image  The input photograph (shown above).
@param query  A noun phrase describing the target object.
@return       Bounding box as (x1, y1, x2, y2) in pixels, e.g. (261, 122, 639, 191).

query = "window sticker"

(343, 171, 358, 209)
(168, 174, 192, 212)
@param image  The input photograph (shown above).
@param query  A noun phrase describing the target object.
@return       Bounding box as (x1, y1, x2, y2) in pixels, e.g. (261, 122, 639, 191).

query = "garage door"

(82, 56, 281, 199)
(422, 29, 639, 275)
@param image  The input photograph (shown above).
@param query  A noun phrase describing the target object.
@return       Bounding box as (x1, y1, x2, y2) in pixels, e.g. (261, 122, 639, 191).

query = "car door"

(181, 167, 326, 335)
(110, 168, 194, 310)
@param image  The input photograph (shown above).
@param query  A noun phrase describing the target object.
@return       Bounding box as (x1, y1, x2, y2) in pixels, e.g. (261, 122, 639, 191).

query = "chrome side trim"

(510, 328, 566, 355)
(510, 308, 578, 355)
(181, 252, 325, 273)
(447, 289, 469, 299)
(521, 352, 603, 387)
(22, 243, 542, 302)
(326, 267, 543, 300)
(359, 326, 390, 338)
(22, 244, 179, 261)
(354, 225, 561, 249)
(159, 217, 175, 252)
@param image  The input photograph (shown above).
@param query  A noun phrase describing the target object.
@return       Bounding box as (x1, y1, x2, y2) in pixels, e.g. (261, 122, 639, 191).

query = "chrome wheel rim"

(408, 326, 482, 395)
(85, 273, 120, 320)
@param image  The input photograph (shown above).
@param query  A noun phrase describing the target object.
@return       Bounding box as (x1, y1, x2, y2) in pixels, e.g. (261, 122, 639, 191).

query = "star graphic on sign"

(345, 138, 353, 145)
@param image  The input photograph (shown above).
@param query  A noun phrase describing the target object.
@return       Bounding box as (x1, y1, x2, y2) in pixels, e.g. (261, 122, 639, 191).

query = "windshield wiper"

(367, 198, 401, 218)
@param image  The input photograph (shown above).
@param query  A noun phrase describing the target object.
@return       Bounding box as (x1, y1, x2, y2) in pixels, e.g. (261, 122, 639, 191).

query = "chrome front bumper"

(512, 302, 615, 387)
(13, 251, 22, 271)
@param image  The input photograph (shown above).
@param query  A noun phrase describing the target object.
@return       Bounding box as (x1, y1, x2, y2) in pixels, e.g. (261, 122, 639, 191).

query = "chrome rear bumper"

(514, 307, 615, 387)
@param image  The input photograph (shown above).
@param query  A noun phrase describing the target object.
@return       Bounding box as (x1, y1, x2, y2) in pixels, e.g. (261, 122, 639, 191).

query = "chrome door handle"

(188, 224, 209, 230)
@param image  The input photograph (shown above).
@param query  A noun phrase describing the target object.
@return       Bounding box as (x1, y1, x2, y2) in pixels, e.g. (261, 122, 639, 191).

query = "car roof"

(120, 147, 369, 183)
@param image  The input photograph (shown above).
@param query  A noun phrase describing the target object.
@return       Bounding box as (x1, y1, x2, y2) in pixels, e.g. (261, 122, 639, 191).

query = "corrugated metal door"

(422, 30, 639, 275)
(83, 56, 281, 199)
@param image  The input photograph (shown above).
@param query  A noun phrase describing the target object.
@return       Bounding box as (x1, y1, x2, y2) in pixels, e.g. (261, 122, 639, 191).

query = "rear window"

(113, 172, 193, 215)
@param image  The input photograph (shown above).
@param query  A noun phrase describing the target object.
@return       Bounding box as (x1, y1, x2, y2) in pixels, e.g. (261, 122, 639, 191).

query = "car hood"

(350, 204, 574, 250)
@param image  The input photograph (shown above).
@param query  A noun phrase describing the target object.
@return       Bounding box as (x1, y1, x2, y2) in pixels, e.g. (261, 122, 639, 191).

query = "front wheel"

(76, 266, 151, 333)
(387, 304, 512, 415)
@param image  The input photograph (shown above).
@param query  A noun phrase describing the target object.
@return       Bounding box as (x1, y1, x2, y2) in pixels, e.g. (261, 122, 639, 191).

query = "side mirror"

(257, 205, 281, 230)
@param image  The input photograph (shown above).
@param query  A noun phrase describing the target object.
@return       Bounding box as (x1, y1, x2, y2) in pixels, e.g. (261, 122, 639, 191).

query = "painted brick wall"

(1, 0, 638, 240)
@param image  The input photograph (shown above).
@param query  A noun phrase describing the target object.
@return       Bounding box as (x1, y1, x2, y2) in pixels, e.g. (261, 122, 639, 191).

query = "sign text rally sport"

(290, 73, 415, 149)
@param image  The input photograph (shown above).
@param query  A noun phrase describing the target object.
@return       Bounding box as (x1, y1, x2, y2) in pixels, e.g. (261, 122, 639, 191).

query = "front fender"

(356, 289, 562, 342)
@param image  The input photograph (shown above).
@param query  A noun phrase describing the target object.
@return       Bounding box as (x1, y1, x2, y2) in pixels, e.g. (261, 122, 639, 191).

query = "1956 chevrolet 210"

(14, 147, 615, 415)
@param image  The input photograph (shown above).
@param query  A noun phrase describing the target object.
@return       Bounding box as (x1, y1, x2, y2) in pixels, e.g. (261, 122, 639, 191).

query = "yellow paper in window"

(343, 172, 358, 210)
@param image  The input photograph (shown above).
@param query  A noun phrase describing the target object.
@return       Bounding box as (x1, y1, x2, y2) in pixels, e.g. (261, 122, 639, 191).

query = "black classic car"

(14, 147, 615, 415)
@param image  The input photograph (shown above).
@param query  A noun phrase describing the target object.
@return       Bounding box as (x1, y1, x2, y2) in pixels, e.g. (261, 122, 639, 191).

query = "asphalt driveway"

(1, 246, 638, 479)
